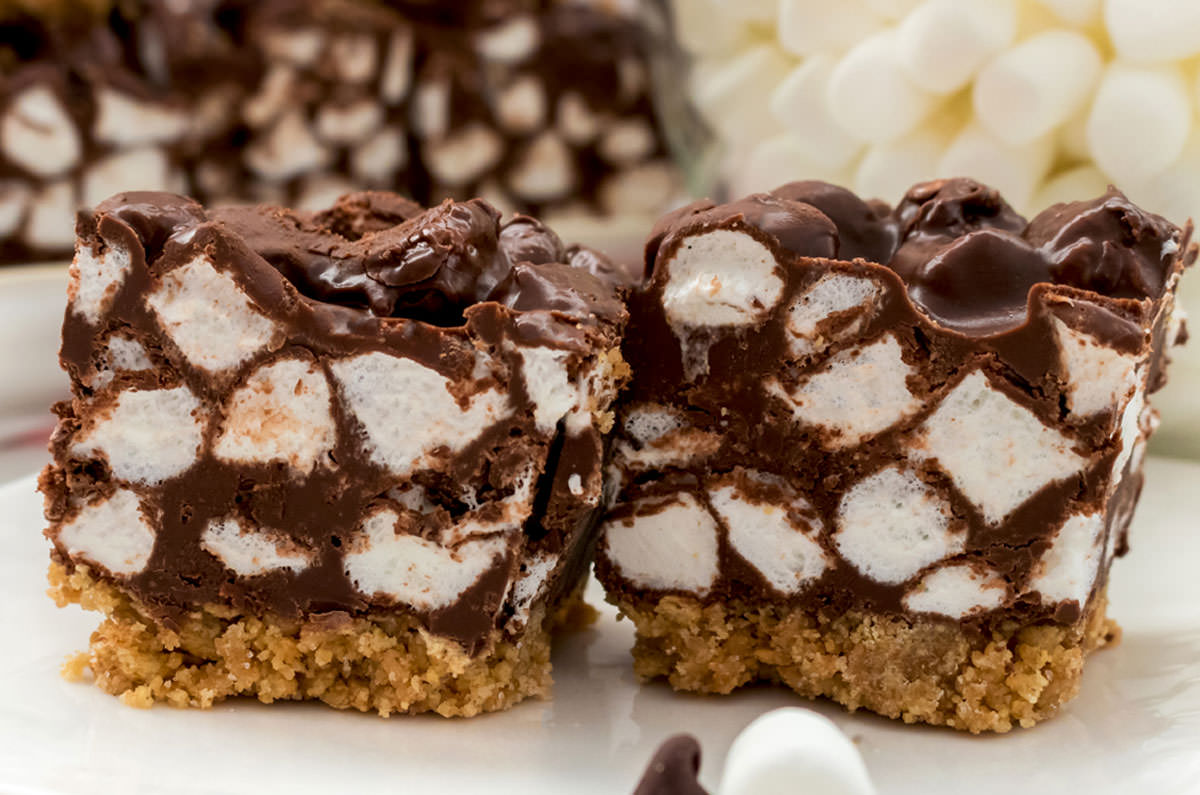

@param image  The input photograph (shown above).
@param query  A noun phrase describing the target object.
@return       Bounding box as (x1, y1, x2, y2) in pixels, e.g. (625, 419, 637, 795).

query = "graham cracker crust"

(612, 593, 1119, 733)
(49, 562, 594, 717)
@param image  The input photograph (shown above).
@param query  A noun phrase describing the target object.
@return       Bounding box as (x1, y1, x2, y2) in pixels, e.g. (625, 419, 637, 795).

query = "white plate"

(1, 458, 1199, 794)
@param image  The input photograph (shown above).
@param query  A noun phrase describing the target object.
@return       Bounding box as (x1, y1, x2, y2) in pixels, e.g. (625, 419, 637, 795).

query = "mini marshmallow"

(245, 110, 332, 182)
(937, 121, 1054, 212)
(93, 89, 188, 146)
(661, 229, 785, 328)
(1029, 511, 1104, 606)
(694, 45, 790, 146)
(520, 346, 583, 433)
(295, 175, 358, 212)
(598, 162, 679, 215)
(973, 31, 1102, 145)
(602, 493, 721, 593)
(1086, 64, 1192, 186)
(737, 135, 854, 198)
(911, 370, 1088, 524)
(827, 31, 938, 144)
(853, 118, 954, 205)
(379, 29, 413, 104)
(242, 65, 296, 128)
(895, 0, 1017, 94)
(315, 99, 383, 145)
(214, 358, 337, 474)
(70, 242, 133, 326)
(710, 483, 829, 595)
(74, 386, 205, 485)
(1110, 386, 1146, 481)
(1038, 0, 1100, 25)
(344, 508, 511, 610)
(331, 352, 510, 476)
(1, 85, 81, 178)
(476, 16, 539, 63)
(673, 0, 753, 55)
(425, 124, 504, 187)
(1105, 0, 1200, 63)
(835, 465, 962, 585)
(598, 119, 658, 166)
(508, 132, 576, 202)
(719, 708, 876, 795)
(769, 56, 864, 169)
(24, 180, 76, 251)
(557, 93, 601, 145)
(83, 147, 175, 209)
(201, 517, 312, 577)
(776, 334, 921, 447)
(0, 181, 28, 237)
(147, 254, 282, 374)
(785, 273, 883, 357)
(261, 28, 324, 66)
(496, 75, 546, 135)
(57, 489, 156, 576)
(509, 553, 558, 626)
(411, 76, 451, 139)
(94, 335, 154, 387)
(903, 563, 1007, 618)
(329, 34, 378, 84)
(1029, 165, 1110, 212)
(1053, 317, 1139, 418)
(777, 0, 882, 57)
(352, 128, 408, 181)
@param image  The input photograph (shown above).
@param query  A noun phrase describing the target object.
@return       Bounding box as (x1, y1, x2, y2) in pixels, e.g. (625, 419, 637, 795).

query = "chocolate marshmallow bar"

(0, 0, 686, 264)
(42, 189, 629, 715)
(596, 178, 1191, 732)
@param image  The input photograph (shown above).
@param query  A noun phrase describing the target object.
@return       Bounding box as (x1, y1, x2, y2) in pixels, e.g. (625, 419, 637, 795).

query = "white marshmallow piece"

(214, 358, 336, 474)
(937, 121, 1054, 212)
(694, 45, 790, 147)
(353, 128, 408, 181)
(424, 124, 504, 187)
(854, 119, 954, 205)
(895, 0, 1017, 94)
(25, 180, 76, 250)
(903, 563, 1007, 618)
(70, 241, 133, 325)
(1, 84, 81, 178)
(769, 56, 864, 169)
(344, 509, 511, 610)
(496, 75, 546, 135)
(520, 346, 584, 434)
(1086, 64, 1192, 186)
(835, 466, 961, 585)
(719, 708, 876, 795)
(331, 352, 510, 476)
(57, 489, 156, 576)
(776, 334, 921, 448)
(737, 135, 855, 198)
(379, 29, 413, 104)
(1029, 165, 1111, 213)
(508, 132, 576, 203)
(710, 483, 828, 595)
(1053, 317, 1139, 418)
(476, 16, 539, 63)
(245, 110, 331, 182)
(661, 229, 785, 328)
(777, 0, 882, 56)
(201, 517, 312, 577)
(146, 255, 282, 374)
(314, 99, 383, 146)
(911, 371, 1088, 524)
(82, 147, 176, 209)
(1038, 0, 1100, 25)
(93, 90, 188, 146)
(1029, 511, 1104, 606)
(785, 273, 883, 358)
(73, 386, 205, 485)
(0, 181, 29, 237)
(509, 553, 558, 627)
(329, 35, 377, 85)
(602, 493, 720, 594)
(827, 31, 938, 144)
(973, 31, 1102, 145)
(1105, 0, 1200, 63)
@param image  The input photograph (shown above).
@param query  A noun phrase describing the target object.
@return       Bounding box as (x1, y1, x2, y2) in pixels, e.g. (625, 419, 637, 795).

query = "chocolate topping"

(632, 735, 708, 795)
(649, 178, 1185, 336)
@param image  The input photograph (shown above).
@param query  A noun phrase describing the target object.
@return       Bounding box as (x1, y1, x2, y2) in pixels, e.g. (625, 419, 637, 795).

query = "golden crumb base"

(612, 593, 1119, 733)
(49, 562, 592, 717)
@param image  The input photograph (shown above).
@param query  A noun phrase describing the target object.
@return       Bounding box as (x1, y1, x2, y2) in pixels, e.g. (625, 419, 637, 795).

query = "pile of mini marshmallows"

(676, 0, 1200, 221)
